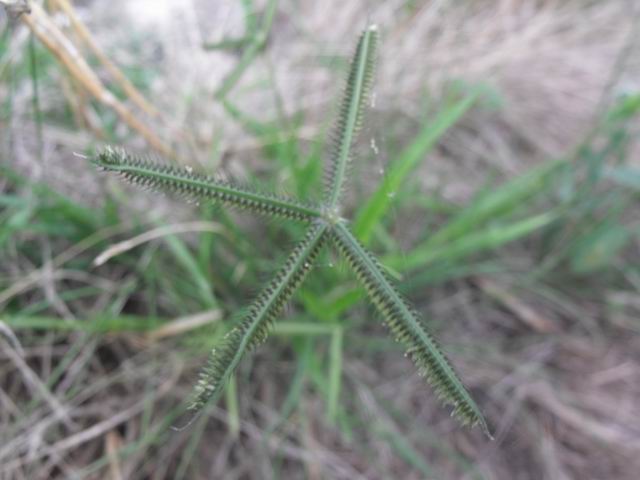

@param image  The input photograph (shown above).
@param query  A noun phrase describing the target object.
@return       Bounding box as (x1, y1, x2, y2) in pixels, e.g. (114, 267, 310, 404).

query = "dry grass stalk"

(18, 2, 174, 157)
(144, 310, 222, 342)
(105, 430, 124, 480)
(93, 221, 224, 267)
(51, 0, 160, 118)
(475, 277, 557, 333)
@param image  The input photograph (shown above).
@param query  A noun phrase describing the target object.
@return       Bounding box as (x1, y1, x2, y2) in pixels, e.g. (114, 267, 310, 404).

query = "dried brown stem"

(52, 0, 160, 118)
(20, 2, 174, 157)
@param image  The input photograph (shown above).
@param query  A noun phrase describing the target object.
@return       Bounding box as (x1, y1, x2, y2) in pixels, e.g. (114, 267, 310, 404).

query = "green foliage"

(211, 0, 278, 99)
(570, 219, 630, 274)
(353, 88, 481, 244)
(4, 8, 640, 475)
(604, 165, 640, 190)
(92, 25, 489, 434)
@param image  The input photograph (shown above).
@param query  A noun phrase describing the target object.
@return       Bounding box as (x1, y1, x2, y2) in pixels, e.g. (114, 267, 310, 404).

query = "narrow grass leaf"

(570, 220, 631, 274)
(263, 337, 313, 438)
(214, 0, 278, 99)
(328, 326, 343, 423)
(2, 314, 163, 333)
(353, 91, 480, 244)
(425, 160, 563, 249)
(376, 427, 437, 478)
(388, 211, 558, 270)
(603, 166, 640, 190)
(161, 232, 217, 308)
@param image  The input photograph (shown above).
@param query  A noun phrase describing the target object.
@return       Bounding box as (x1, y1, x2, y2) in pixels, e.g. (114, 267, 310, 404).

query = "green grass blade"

(329, 222, 488, 435)
(325, 25, 378, 208)
(425, 160, 563, 248)
(274, 321, 340, 336)
(189, 222, 328, 412)
(203, 37, 250, 51)
(353, 91, 480, 244)
(213, 0, 278, 99)
(1, 314, 164, 333)
(604, 166, 640, 190)
(262, 337, 313, 439)
(387, 211, 558, 271)
(225, 374, 240, 438)
(327, 326, 343, 423)
(161, 231, 217, 308)
(93, 147, 323, 222)
(28, 33, 43, 159)
(1, 165, 101, 229)
(376, 427, 437, 478)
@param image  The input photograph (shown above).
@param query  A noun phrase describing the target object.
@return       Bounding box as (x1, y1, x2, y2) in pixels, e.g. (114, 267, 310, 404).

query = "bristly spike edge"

(92, 146, 323, 222)
(329, 222, 490, 436)
(188, 222, 328, 412)
(324, 23, 379, 208)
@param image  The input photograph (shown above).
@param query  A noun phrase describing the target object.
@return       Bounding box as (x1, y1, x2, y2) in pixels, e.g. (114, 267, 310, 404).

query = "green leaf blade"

(387, 211, 558, 271)
(189, 222, 328, 411)
(353, 91, 480, 244)
(329, 222, 489, 435)
(93, 147, 323, 222)
(426, 160, 564, 249)
(325, 24, 379, 208)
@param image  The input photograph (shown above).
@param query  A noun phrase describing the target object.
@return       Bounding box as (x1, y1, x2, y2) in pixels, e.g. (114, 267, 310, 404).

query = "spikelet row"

(189, 223, 328, 411)
(324, 25, 379, 206)
(329, 223, 488, 434)
(94, 147, 322, 222)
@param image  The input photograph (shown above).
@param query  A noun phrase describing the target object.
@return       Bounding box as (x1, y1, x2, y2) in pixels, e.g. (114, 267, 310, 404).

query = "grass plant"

(92, 25, 489, 435)
(3, 3, 640, 477)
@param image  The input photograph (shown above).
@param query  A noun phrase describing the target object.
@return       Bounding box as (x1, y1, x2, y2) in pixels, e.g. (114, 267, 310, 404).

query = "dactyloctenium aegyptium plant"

(93, 25, 489, 435)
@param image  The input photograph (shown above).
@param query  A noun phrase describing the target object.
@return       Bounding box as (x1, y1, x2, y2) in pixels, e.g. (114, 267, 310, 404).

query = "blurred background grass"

(1, 1, 640, 479)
